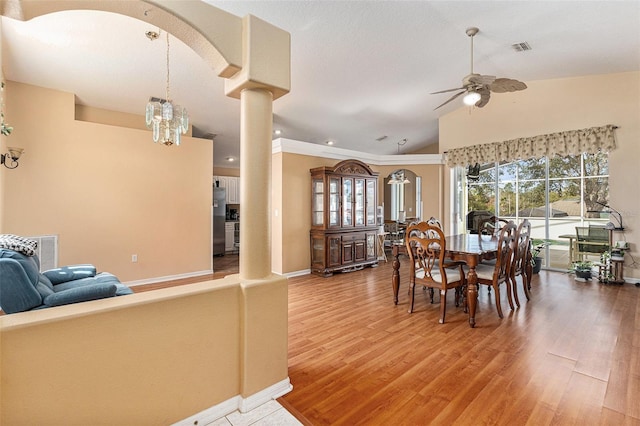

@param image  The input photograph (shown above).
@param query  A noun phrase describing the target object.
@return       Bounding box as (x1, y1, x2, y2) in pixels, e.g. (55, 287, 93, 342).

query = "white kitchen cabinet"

(225, 222, 235, 252)
(213, 176, 228, 191)
(227, 177, 240, 204)
(213, 175, 240, 204)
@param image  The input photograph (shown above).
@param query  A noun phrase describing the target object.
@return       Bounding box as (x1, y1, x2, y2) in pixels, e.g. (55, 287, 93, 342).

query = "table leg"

(392, 245, 400, 304)
(569, 239, 575, 267)
(466, 263, 478, 328)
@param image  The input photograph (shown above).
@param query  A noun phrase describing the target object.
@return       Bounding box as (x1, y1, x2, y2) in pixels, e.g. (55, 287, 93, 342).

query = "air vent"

(511, 42, 532, 52)
(27, 235, 58, 271)
(375, 135, 388, 142)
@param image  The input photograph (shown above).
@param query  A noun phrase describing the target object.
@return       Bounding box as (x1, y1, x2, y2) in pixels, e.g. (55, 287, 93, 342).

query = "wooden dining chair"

(472, 221, 517, 318)
(511, 219, 531, 307)
(409, 217, 443, 239)
(477, 216, 508, 269)
(478, 215, 509, 236)
(405, 222, 466, 324)
(426, 216, 442, 229)
(384, 222, 404, 247)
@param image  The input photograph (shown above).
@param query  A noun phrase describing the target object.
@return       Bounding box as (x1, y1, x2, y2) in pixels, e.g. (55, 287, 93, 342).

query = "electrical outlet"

(132, 254, 138, 263)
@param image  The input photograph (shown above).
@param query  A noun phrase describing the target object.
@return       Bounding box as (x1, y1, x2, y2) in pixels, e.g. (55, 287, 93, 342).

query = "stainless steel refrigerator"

(213, 187, 226, 256)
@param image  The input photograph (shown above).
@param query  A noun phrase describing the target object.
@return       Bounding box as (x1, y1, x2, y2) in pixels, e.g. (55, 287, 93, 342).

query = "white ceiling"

(2, 1, 639, 167)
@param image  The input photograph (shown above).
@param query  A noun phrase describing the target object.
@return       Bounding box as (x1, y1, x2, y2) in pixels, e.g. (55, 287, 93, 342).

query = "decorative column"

(239, 88, 273, 280)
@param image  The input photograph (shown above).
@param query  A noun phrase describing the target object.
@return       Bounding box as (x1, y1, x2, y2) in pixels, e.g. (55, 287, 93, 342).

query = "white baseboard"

(124, 270, 213, 287)
(239, 377, 293, 413)
(282, 269, 311, 278)
(171, 377, 293, 425)
(171, 395, 240, 426)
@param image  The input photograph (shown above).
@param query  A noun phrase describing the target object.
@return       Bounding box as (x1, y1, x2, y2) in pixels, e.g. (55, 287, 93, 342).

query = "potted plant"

(530, 240, 548, 274)
(570, 260, 594, 281)
(598, 251, 612, 283)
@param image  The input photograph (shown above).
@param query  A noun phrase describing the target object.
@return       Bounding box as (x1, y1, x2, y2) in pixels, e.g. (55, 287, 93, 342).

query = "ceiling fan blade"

(475, 86, 491, 108)
(490, 78, 528, 93)
(467, 73, 496, 85)
(433, 90, 466, 110)
(430, 86, 465, 95)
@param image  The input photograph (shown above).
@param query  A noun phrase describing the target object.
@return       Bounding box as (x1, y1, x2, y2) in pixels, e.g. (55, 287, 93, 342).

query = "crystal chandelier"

(145, 31, 188, 146)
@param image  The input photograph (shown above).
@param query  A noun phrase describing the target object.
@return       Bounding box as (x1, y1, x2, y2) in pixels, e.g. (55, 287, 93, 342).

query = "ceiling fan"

(432, 27, 527, 110)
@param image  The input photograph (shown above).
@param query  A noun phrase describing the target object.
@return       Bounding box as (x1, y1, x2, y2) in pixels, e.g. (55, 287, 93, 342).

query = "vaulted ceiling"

(2, 1, 639, 166)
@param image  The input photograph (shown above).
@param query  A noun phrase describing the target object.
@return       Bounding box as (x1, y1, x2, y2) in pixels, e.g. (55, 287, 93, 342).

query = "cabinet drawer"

(342, 233, 365, 243)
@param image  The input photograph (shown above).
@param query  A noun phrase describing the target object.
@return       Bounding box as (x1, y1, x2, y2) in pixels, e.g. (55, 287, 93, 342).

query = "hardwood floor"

(280, 260, 640, 425)
(134, 254, 640, 425)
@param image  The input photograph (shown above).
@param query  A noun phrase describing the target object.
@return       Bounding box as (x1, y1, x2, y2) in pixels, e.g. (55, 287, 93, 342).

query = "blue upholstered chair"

(0, 247, 133, 314)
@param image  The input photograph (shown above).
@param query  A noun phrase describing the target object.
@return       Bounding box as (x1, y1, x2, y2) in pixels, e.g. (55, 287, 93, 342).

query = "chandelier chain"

(165, 32, 170, 102)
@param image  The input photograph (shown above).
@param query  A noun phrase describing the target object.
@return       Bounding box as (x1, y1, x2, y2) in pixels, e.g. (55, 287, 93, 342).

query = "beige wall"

(2, 82, 213, 282)
(440, 71, 640, 279)
(275, 153, 443, 274)
(75, 104, 160, 133)
(214, 166, 240, 177)
(1, 274, 289, 425)
(410, 143, 440, 154)
(278, 153, 329, 274)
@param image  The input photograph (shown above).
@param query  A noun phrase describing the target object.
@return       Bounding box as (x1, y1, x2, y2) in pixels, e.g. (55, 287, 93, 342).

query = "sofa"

(0, 235, 133, 314)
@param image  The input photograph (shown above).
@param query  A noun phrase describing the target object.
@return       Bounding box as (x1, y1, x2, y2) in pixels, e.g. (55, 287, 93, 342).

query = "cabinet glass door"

(329, 176, 341, 227)
(342, 178, 353, 227)
(366, 233, 376, 259)
(312, 179, 324, 226)
(311, 235, 325, 266)
(366, 179, 376, 226)
(354, 179, 365, 226)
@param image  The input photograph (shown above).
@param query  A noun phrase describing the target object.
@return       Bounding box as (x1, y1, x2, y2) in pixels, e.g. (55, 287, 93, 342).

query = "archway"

(1, 0, 290, 280)
(384, 168, 422, 222)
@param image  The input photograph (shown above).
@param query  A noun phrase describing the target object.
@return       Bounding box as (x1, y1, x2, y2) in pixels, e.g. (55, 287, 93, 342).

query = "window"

(457, 153, 609, 270)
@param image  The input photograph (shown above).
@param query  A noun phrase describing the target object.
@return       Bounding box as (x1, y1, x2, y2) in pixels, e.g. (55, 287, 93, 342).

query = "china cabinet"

(310, 159, 379, 276)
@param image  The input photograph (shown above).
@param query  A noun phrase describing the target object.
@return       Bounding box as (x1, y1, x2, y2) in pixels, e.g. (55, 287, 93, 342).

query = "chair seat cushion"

(416, 267, 463, 283)
(474, 263, 498, 280)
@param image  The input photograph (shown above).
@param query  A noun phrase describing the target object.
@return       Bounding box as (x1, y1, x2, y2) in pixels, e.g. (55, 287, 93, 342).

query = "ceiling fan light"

(463, 91, 481, 106)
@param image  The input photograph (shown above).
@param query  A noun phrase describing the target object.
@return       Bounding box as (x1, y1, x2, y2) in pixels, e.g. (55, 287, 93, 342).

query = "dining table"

(391, 233, 500, 328)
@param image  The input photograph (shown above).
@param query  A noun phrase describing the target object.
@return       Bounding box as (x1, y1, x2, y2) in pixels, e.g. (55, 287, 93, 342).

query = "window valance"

(445, 124, 617, 168)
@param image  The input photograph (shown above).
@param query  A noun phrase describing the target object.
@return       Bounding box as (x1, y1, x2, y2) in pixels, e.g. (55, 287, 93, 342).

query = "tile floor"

(206, 400, 302, 426)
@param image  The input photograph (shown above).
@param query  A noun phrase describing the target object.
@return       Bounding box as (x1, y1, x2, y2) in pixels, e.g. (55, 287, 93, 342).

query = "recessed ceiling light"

(326, 140, 335, 146)
(226, 157, 235, 162)
(274, 129, 282, 135)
